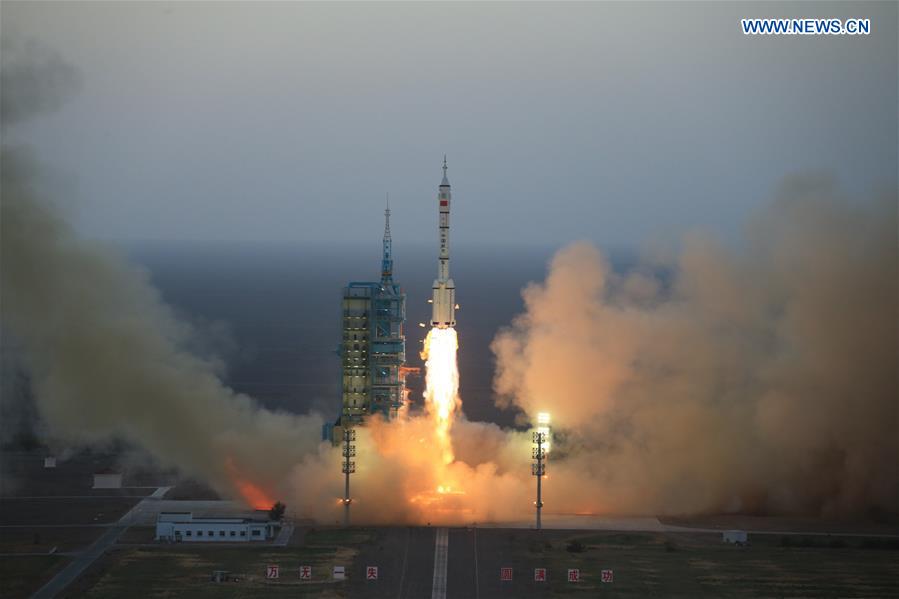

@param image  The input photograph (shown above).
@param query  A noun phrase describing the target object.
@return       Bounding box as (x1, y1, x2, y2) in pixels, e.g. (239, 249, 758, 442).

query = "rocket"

(431, 157, 456, 329)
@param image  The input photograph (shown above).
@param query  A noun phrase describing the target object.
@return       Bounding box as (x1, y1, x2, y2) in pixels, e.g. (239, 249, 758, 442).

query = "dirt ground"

(0, 526, 103, 554)
(0, 450, 167, 498)
(162, 479, 222, 501)
(0, 448, 168, 597)
(0, 497, 141, 526)
(660, 514, 899, 535)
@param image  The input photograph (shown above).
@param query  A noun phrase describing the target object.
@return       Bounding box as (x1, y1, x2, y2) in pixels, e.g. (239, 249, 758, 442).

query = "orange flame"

(399, 365, 422, 377)
(224, 457, 274, 510)
(421, 327, 460, 465)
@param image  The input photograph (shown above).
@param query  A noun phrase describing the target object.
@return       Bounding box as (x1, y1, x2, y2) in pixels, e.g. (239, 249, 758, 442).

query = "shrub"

(268, 501, 286, 521)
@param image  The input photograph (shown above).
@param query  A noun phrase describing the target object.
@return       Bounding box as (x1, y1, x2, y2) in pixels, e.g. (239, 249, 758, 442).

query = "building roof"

(157, 511, 270, 524)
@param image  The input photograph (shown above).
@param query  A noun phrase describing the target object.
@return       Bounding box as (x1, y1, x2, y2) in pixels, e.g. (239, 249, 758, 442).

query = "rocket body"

(431, 162, 456, 328)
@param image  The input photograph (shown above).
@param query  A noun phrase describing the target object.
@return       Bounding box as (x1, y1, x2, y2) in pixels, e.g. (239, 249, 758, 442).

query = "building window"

(186, 530, 192, 536)
(252, 530, 261, 536)
(240, 531, 246, 537)
(220, 531, 225, 537)
(230, 531, 236, 537)
(197, 531, 203, 536)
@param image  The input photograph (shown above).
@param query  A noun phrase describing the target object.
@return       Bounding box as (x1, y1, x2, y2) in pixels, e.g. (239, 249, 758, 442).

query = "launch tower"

(324, 202, 407, 440)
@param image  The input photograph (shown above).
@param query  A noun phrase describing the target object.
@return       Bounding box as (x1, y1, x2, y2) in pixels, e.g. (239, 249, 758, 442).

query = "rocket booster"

(431, 157, 456, 329)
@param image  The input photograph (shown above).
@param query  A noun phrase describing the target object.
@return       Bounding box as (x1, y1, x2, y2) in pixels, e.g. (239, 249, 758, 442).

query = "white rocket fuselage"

(431, 166, 455, 328)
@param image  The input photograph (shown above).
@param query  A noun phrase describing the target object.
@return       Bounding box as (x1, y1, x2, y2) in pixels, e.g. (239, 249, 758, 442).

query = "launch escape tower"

(323, 203, 407, 441)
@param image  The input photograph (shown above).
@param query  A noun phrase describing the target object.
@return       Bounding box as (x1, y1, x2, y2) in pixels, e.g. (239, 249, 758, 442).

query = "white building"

(93, 472, 122, 489)
(155, 512, 274, 543)
(722, 530, 749, 545)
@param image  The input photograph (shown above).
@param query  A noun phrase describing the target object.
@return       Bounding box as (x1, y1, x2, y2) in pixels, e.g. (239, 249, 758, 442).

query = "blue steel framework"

(323, 204, 406, 440)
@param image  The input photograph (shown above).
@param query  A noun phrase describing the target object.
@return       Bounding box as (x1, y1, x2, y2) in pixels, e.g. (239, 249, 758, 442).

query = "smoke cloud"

(491, 177, 898, 517)
(0, 33, 81, 127)
(3, 36, 895, 524)
(0, 39, 523, 523)
(1, 144, 327, 499)
(0, 38, 326, 509)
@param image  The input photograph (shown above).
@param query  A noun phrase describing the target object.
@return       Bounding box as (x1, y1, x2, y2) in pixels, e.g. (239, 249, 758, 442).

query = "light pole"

(532, 412, 550, 530)
(342, 426, 356, 526)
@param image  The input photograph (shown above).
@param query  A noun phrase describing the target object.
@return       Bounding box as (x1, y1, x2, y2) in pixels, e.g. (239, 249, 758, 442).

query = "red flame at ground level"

(224, 456, 275, 510)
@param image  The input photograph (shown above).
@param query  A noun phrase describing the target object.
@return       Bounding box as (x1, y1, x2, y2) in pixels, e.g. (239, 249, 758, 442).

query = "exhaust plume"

(491, 177, 898, 517)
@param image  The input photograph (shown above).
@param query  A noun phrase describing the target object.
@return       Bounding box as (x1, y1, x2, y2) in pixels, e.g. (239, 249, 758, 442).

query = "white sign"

(266, 564, 279, 579)
(601, 569, 614, 583)
(333, 565, 346, 580)
(534, 568, 547, 582)
(299, 565, 311, 580)
(366, 566, 379, 580)
(568, 569, 580, 583)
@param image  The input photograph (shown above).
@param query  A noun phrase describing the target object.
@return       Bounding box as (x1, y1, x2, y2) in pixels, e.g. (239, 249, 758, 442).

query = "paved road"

(447, 528, 564, 599)
(446, 528, 479, 599)
(346, 527, 436, 599)
(273, 523, 294, 546)
(344, 527, 567, 599)
(31, 487, 170, 599)
(431, 528, 448, 599)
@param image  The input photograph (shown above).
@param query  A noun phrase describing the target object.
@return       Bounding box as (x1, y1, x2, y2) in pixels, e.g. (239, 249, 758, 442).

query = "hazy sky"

(3, 1, 896, 247)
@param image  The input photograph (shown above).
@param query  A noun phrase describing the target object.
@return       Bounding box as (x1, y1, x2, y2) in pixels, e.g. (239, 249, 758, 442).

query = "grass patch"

(576, 532, 658, 547)
(76, 527, 376, 598)
(0, 555, 69, 599)
(304, 527, 373, 547)
(500, 530, 899, 597)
